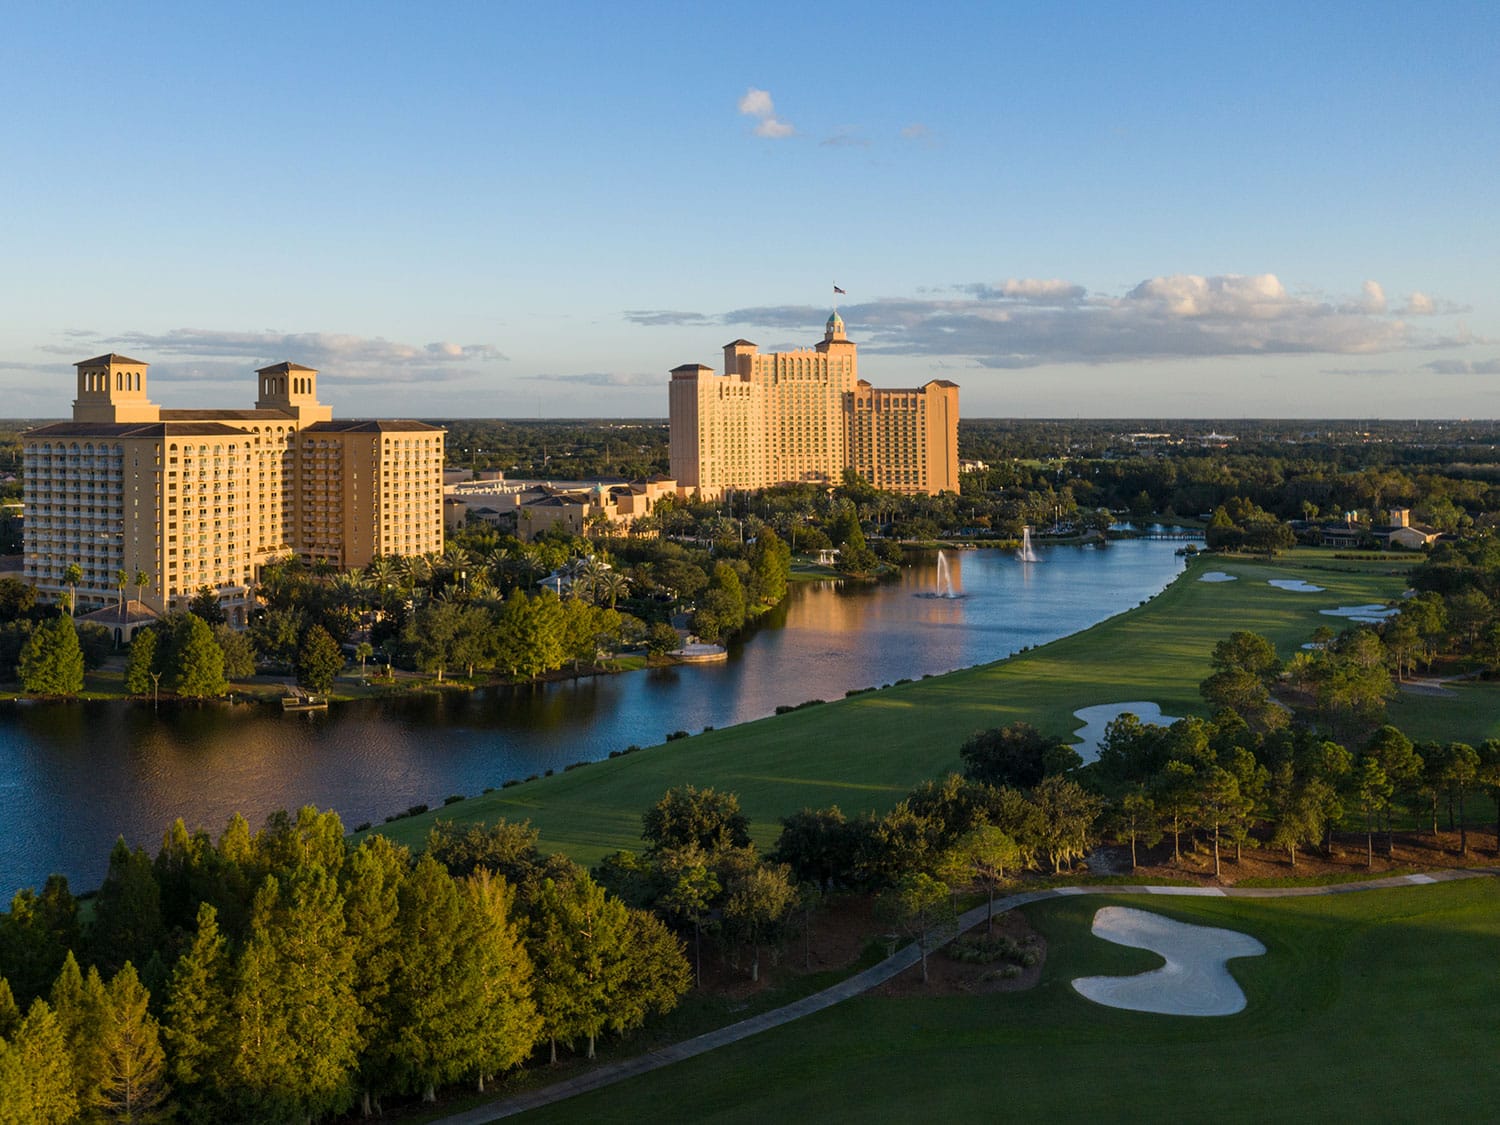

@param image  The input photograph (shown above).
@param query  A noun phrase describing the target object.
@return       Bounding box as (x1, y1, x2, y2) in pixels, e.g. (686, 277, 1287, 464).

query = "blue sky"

(3, 1, 1497, 419)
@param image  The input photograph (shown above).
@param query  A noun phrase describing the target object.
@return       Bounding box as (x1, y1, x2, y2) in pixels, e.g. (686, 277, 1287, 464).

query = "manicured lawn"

(515, 878, 1500, 1122)
(1387, 680, 1500, 744)
(369, 553, 1425, 866)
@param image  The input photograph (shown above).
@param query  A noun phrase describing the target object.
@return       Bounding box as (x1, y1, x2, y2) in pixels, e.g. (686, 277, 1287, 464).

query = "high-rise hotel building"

(669, 312, 958, 498)
(22, 354, 444, 621)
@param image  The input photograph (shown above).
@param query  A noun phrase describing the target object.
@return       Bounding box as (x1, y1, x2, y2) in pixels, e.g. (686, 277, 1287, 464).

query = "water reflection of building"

(669, 311, 959, 499)
(22, 354, 444, 622)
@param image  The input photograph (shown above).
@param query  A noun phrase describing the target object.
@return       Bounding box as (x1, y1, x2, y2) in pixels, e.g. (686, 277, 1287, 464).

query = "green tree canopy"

(17, 612, 84, 696)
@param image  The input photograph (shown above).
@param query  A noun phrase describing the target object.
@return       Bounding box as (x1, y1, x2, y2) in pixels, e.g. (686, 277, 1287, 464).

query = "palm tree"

(133, 569, 150, 607)
(330, 570, 371, 613)
(364, 555, 397, 615)
(598, 570, 631, 609)
(62, 562, 83, 615)
(399, 553, 432, 595)
(115, 568, 128, 612)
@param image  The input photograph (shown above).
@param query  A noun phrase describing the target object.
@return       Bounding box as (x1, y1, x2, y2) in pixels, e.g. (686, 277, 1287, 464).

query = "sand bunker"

(1198, 571, 1237, 583)
(1072, 906, 1265, 1016)
(1320, 604, 1399, 624)
(1268, 579, 1324, 592)
(1072, 703, 1180, 762)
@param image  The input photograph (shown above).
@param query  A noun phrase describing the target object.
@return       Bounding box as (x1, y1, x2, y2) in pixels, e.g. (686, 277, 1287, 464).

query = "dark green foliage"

(187, 585, 226, 627)
(0, 877, 78, 1007)
(296, 623, 344, 692)
(213, 623, 256, 680)
(18, 612, 84, 695)
(426, 818, 542, 884)
(0, 575, 38, 623)
(90, 839, 165, 976)
(642, 785, 752, 855)
(75, 622, 114, 671)
(159, 612, 226, 698)
(959, 721, 1068, 789)
(228, 868, 360, 1121)
(123, 627, 158, 696)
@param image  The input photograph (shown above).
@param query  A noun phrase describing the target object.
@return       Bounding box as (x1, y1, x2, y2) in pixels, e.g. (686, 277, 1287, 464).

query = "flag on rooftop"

(833, 284, 846, 294)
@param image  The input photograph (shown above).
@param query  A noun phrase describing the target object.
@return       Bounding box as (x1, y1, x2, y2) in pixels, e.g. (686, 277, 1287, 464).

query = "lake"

(0, 540, 1189, 897)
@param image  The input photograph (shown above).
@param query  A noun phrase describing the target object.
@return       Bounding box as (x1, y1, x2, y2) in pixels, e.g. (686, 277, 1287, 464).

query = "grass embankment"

(517, 877, 1500, 1123)
(370, 553, 1423, 865)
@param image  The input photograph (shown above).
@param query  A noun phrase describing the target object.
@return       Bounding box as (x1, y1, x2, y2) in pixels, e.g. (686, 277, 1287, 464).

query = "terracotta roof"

(78, 599, 161, 627)
(725, 338, 758, 347)
(255, 361, 318, 374)
(74, 353, 148, 367)
(670, 363, 713, 374)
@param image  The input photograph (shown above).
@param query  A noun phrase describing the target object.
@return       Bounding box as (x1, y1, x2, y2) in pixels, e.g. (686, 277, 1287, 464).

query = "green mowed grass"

(515, 878, 1500, 1123)
(369, 553, 1429, 867)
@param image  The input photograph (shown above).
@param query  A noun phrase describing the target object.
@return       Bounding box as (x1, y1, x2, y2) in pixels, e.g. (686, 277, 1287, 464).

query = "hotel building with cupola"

(22, 354, 444, 623)
(669, 311, 958, 498)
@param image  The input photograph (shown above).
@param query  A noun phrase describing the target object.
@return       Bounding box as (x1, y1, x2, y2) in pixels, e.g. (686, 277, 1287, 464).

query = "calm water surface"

(0, 541, 1187, 896)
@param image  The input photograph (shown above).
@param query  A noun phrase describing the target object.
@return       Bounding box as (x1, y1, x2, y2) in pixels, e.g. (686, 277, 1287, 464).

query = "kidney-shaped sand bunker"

(1072, 906, 1265, 1016)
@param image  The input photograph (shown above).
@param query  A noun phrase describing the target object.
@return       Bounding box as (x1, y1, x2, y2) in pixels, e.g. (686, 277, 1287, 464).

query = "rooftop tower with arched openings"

(71, 354, 160, 424)
(255, 361, 333, 423)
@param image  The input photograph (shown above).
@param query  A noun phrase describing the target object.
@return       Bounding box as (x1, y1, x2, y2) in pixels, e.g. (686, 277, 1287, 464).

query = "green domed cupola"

(825, 310, 846, 342)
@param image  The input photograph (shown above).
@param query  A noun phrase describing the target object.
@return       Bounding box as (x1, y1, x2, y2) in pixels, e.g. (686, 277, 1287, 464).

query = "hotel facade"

(669, 312, 958, 498)
(22, 354, 444, 622)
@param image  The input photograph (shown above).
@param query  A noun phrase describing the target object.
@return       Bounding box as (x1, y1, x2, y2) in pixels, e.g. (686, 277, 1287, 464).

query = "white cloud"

(1405, 291, 1435, 315)
(1360, 280, 1387, 313)
(696, 273, 1467, 369)
(49, 328, 506, 386)
(737, 88, 775, 118)
(738, 86, 794, 138)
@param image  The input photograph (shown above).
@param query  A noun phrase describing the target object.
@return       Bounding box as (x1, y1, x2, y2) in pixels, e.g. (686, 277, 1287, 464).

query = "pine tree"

(227, 868, 359, 1122)
(529, 872, 632, 1061)
(89, 963, 170, 1123)
(49, 952, 107, 1108)
(343, 835, 409, 1115)
(123, 628, 158, 697)
(461, 869, 540, 1091)
(91, 839, 165, 975)
(388, 855, 477, 1101)
(295, 624, 344, 693)
(161, 612, 226, 698)
(0, 999, 78, 1124)
(17, 612, 84, 696)
(0, 978, 20, 1039)
(163, 903, 229, 1118)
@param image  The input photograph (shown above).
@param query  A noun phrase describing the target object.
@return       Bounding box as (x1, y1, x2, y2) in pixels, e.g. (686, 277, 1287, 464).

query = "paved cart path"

(435, 868, 1494, 1124)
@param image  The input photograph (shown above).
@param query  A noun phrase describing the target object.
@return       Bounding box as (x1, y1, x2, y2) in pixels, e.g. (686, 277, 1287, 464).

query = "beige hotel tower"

(22, 354, 444, 623)
(669, 311, 958, 498)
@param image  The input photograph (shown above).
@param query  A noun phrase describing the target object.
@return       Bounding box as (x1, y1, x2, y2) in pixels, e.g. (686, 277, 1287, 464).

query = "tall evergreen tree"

(163, 903, 230, 1119)
(160, 612, 226, 698)
(123, 627, 158, 697)
(343, 835, 409, 1116)
(90, 963, 169, 1123)
(0, 978, 19, 1040)
(295, 624, 344, 693)
(0, 999, 77, 1124)
(91, 839, 165, 975)
(529, 872, 632, 1061)
(17, 611, 84, 696)
(460, 869, 540, 1092)
(228, 869, 360, 1121)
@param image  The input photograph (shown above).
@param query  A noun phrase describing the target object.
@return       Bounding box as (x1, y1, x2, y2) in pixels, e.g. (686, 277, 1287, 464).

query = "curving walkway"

(434, 867, 1494, 1124)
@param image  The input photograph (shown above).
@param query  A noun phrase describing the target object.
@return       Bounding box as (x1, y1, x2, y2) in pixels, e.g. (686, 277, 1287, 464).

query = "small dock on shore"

(280, 686, 328, 712)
